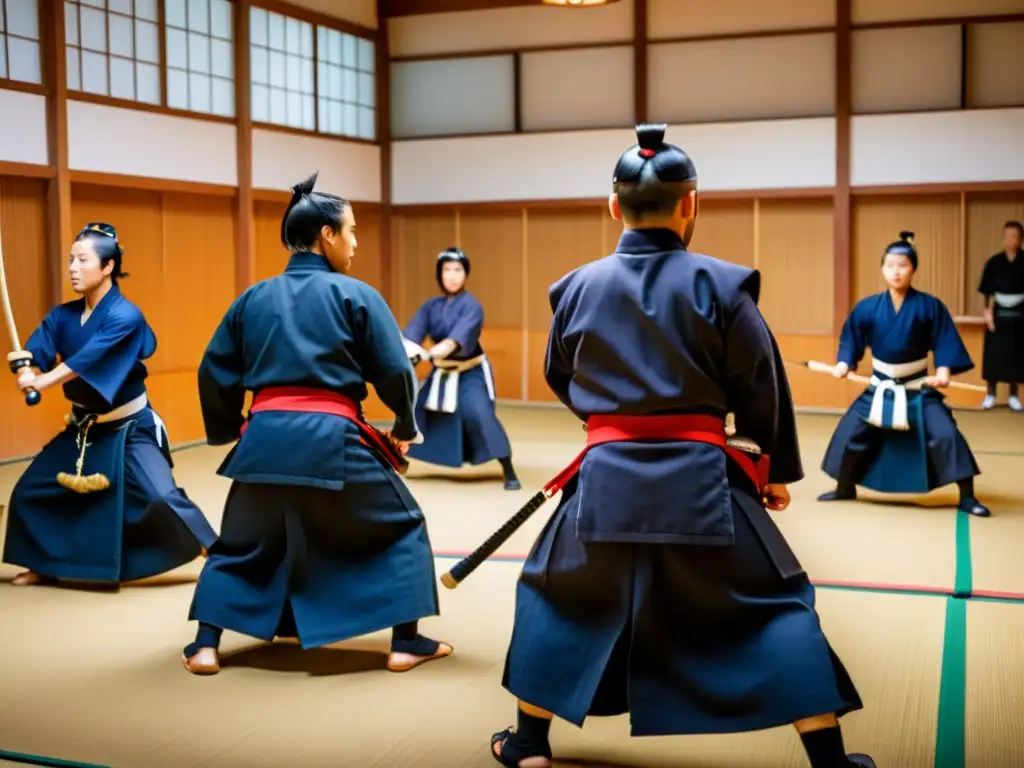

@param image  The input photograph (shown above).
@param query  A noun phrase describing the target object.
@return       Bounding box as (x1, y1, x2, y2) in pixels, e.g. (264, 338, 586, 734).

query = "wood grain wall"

(2, 178, 1019, 462)
(391, 189, 1022, 413)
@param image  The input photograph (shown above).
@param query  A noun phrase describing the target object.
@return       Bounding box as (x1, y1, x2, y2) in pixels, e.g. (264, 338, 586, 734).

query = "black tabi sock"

(988, 381, 997, 396)
(515, 709, 552, 753)
(957, 478, 975, 502)
(498, 456, 517, 480)
(391, 621, 439, 655)
(184, 622, 223, 657)
(800, 726, 851, 767)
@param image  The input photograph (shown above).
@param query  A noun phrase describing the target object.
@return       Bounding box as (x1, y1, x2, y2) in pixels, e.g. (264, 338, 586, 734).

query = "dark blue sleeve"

(447, 297, 484, 353)
(62, 307, 147, 406)
(724, 291, 803, 484)
(930, 297, 974, 375)
(24, 307, 62, 373)
(356, 288, 419, 441)
(197, 296, 247, 445)
(836, 301, 869, 368)
(544, 280, 580, 418)
(403, 300, 431, 344)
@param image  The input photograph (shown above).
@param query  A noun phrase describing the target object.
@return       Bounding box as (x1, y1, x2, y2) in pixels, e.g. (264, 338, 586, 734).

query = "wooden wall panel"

(689, 199, 756, 267)
(776, 334, 865, 410)
(527, 329, 556, 403)
(0, 177, 69, 461)
(852, 194, 962, 313)
(525, 207, 604, 332)
(392, 210, 457, 323)
(965, 192, 1024, 316)
(458, 209, 524, 330)
(758, 198, 835, 334)
(69, 184, 237, 445)
(350, 207, 383, 293)
(253, 200, 289, 284)
(602, 212, 623, 257)
(160, 193, 237, 373)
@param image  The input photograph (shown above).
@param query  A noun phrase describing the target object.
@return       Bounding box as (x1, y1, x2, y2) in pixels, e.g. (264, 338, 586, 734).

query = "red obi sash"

(240, 386, 408, 474)
(542, 413, 770, 498)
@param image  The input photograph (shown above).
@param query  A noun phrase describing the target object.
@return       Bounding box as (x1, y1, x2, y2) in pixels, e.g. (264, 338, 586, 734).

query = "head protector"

(436, 246, 470, 292)
(613, 123, 698, 245)
(883, 231, 918, 270)
(75, 222, 128, 282)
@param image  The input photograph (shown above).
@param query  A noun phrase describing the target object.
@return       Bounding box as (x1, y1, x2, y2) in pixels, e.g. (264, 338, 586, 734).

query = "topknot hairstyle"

(74, 222, 128, 282)
(883, 230, 918, 270)
(280, 172, 350, 252)
(612, 123, 698, 222)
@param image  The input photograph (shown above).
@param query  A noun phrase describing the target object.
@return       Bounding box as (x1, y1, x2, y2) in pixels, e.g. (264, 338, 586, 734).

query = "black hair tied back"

(613, 123, 698, 222)
(280, 171, 349, 252)
(883, 230, 919, 270)
(75, 222, 128, 282)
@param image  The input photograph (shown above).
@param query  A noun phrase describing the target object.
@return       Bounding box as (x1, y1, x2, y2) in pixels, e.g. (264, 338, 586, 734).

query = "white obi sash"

(867, 357, 928, 431)
(68, 393, 166, 447)
(993, 292, 1024, 309)
(424, 354, 495, 414)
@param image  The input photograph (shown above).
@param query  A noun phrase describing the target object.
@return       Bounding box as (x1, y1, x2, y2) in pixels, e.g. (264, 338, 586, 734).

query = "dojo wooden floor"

(1, 405, 1023, 768)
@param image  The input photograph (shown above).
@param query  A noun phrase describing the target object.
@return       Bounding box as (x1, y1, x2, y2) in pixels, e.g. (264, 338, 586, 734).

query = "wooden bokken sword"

(0, 208, 41, 406)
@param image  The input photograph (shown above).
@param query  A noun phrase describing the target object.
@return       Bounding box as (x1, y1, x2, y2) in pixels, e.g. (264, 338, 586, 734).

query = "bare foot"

(387, 642, 453, 672)
(11, 571, 46, 587)
(183, 647, 221, 675)
(491, 730, 552, 768)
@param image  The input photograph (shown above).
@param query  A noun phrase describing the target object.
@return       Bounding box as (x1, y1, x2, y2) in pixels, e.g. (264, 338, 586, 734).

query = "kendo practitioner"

(490, 125, 873, 768)
(5, 223, 216, 587)
(979, 220, 1024, 411)
(182, 173, 451, 676)
(402, 247, 520, 490)
(819, 232, 989, 517)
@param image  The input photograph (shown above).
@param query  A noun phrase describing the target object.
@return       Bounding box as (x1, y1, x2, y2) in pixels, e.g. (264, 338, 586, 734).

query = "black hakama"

(188, 426, 439, 647)
(502, 465, 861, 735)
(409, 363, 512, 467)
(4, 408, 214, 583)
(821, 388, 979, 494)
(979, 251, 1024, 384)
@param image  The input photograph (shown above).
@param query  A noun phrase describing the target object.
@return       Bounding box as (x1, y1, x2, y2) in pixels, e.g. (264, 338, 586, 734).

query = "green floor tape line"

(0, 750, 108, 768)
(933, 597, 967, 768)
(953, 509, 973, 598)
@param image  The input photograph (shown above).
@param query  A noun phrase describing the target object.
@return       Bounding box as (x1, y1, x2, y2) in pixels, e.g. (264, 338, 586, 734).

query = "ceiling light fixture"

(540, 0, 622, 7)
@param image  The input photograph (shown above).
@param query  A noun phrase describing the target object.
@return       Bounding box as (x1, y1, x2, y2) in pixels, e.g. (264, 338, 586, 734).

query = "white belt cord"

(424, 354, 490, 413)
(994, 292, 1024, 309)
(69, 393, 165, 446)
(866, 358, 928, 431)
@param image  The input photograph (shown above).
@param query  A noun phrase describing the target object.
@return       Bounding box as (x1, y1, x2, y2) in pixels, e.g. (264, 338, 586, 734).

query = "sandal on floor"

(182, 644, 221, 675)
(490, 728, 552, 768)
(387, 640, 453, 672)
(959, 499, 991, 517)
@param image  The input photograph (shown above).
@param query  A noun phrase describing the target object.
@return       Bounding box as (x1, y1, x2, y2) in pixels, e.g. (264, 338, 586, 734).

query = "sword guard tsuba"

(7, 349, 33, 373)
